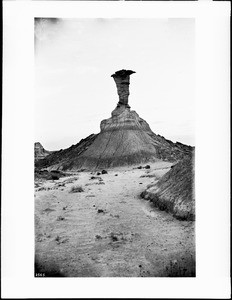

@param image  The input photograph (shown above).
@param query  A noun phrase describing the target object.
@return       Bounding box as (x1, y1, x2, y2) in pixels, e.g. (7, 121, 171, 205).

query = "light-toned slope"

(141, 156, 195, 220)
(35, 162, 195, 277)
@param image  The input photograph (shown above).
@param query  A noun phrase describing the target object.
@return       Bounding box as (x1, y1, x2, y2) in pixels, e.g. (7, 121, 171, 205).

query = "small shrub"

(145, 165, 150, 169)
(51, 170, 61, 174)
(51, 174, 59, 180)
(97, 172, 101, 175)
(137, 166, 142, 169)
(69, 185, 84, 193)
(110, 233, 119, 242)
(55, 235, 60, 243)
(56, 216, 65, 221)
(101, 170, 108, 174)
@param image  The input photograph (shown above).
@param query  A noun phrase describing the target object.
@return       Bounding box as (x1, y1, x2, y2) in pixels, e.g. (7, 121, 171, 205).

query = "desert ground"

(35, 161, 195, 277)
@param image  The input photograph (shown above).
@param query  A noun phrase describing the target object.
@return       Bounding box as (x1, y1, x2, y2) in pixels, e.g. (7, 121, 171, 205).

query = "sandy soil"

(35, 161, 195, 277)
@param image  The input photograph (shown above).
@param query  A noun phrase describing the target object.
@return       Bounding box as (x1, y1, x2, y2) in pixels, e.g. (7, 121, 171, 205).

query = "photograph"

(2, 0, 230, 297)
(34, 18, 195, 277)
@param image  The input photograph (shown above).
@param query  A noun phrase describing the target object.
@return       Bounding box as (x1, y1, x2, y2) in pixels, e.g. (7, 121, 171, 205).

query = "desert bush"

(110, 233, 119, 242)
(51, 174, 59, 180)
(101, 170, 108, 174)
(69, 185, 84, 193)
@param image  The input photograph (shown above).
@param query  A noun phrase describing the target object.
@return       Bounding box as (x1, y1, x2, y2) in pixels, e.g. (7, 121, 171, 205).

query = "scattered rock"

(55, 235, 68, 245)
(43, 208, 55, 214)
(110, 214, 120, 218)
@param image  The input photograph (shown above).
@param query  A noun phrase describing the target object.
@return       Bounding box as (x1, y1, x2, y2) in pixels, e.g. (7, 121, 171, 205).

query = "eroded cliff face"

(34, 142, 51, 160)
(100, 106, 151, 133)
(141, 155, 195, 221)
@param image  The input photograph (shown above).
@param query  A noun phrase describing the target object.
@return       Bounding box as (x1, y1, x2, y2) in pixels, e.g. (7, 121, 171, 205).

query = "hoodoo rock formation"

(35, 70, 193, 171)
(111, 69, 136, 108)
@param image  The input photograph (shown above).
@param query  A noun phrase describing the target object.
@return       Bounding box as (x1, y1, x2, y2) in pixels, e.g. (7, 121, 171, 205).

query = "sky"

(35, 18, 195, 151)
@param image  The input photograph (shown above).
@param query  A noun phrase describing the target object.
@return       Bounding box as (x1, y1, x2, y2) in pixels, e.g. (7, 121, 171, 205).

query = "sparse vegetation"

(140, 174, 156, 178)
(69, 185, 84, 193)
(51, 174, 59, 180)
(55, 235, 61, 243)
(110, 233, 119, 242)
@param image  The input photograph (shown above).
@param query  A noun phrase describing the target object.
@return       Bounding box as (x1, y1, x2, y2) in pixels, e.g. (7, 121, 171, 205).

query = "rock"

(35, 71, 194, 171)
(111, 69, 135, 108)
(34, 142, 52, 160)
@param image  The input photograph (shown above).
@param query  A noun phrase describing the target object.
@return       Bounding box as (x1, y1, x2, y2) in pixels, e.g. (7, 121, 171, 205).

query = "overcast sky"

(35, 18, 195, 151)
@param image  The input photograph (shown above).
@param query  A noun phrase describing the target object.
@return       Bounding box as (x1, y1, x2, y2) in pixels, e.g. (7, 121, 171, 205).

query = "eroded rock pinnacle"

(111, 69, 136, 108)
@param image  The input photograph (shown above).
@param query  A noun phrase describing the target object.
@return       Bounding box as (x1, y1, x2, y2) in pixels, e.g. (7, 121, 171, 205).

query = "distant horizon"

(35, 18, 195, 151)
